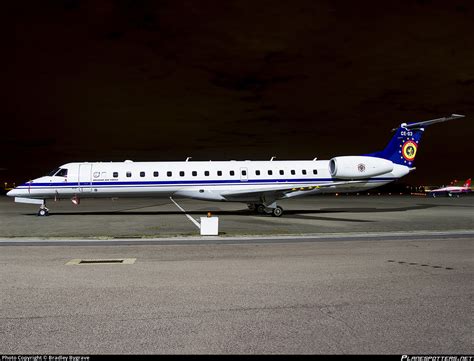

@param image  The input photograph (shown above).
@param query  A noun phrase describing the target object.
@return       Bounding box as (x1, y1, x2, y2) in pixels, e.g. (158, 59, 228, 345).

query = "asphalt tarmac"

(0, 195, 472, 354)
(0, 194, 473, 238)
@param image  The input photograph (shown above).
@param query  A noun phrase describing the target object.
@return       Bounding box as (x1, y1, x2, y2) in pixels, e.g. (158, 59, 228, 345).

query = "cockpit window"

(47, 168, 60, 176)
(47, 168, 68, 177)
(56, 168, 68, 177)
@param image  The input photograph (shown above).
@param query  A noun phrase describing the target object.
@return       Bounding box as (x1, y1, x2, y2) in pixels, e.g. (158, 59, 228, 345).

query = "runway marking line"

(1, 230, 473, 245)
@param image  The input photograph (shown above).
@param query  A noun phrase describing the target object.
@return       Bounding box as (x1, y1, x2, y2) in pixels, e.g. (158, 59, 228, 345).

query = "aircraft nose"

(7, 189, 18, 197)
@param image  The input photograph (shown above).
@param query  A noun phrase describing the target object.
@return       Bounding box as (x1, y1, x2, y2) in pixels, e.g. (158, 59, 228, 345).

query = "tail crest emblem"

(401, 140, 417, 162)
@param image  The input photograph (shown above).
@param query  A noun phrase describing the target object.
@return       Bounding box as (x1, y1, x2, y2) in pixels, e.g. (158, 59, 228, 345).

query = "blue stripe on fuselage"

(17, 177, 395, 189)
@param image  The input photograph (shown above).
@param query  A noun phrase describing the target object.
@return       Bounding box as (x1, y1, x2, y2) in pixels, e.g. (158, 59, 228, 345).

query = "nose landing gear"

(37, 202, 49, 217)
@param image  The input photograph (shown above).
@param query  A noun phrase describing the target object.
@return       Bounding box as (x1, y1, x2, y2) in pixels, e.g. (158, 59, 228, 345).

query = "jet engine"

(329, 156, 394, 179)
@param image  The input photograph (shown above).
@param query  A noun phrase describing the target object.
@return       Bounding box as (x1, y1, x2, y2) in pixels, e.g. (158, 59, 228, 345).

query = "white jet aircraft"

(428, 178, 471, 197)
(7, 114, 466, 217)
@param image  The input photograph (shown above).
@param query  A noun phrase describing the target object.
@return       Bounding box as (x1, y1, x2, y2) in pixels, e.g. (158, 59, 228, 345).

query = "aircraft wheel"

(272, 206, 283, 217)
(257, 204, 266, 214)
(37, 208, 49, 217)
(247, 204, 256, 211)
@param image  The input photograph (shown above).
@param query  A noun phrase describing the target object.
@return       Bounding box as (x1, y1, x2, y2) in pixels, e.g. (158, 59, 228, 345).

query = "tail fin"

(463, 178, 471, 188)
(366, 114, 465, 166)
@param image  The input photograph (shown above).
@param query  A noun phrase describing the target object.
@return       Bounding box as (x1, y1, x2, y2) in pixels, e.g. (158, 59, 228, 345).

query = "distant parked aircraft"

(7, 114, 467, 217)
(428, 178, 471, 197)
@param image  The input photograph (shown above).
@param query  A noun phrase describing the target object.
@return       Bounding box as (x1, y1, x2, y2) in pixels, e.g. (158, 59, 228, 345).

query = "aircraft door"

(240, 167, 248, 182)
(78, 164, 93, 192)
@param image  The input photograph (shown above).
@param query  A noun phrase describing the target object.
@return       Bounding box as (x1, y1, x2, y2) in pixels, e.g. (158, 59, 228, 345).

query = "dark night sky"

(2, 0, 473, 185)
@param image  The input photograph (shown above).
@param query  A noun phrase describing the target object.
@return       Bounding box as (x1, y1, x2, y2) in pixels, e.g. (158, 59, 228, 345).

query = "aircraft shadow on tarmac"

(24, 204, 438, 223)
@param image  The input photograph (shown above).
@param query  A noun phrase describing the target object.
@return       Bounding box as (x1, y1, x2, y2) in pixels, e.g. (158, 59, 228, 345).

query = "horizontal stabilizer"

(397, 114, 465, 130)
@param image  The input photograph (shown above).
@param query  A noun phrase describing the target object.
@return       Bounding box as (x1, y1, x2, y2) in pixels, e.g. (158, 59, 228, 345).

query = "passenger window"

(113, 172, 118, 178)
(153, 171, 159, 177)
(268, 170, 273, 175)
(255, 170, 260, 176)
(192, 171, 197, 176)
(140, 171, 145, 177)
(217, 171, 222, 176)
(167, 171, 172, 177)
(279, 170, 284, 175)
(126, 172, 132, 178)
(313, 169, 318, 175)
(302, 169, 307, 175)
(205, 171, 210, 176)
(230, 170, 235, 176)
(180, 171, 185, 177)
(242, 170, 247, 176)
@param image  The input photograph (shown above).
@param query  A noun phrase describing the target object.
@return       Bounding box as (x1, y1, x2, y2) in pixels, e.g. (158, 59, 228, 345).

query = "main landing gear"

(248, 203, 284, 217)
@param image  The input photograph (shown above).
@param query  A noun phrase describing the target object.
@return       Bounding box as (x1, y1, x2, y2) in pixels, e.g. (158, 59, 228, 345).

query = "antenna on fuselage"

(185, 157, 192, 162)
(270, 156, 276, 161)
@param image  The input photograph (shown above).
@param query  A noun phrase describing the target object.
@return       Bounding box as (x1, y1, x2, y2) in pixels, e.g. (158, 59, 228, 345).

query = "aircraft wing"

(221, 180, 366, 201)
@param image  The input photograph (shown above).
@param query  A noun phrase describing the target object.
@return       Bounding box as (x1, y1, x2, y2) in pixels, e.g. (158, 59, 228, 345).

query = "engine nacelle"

(329, 156, 394, 179)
